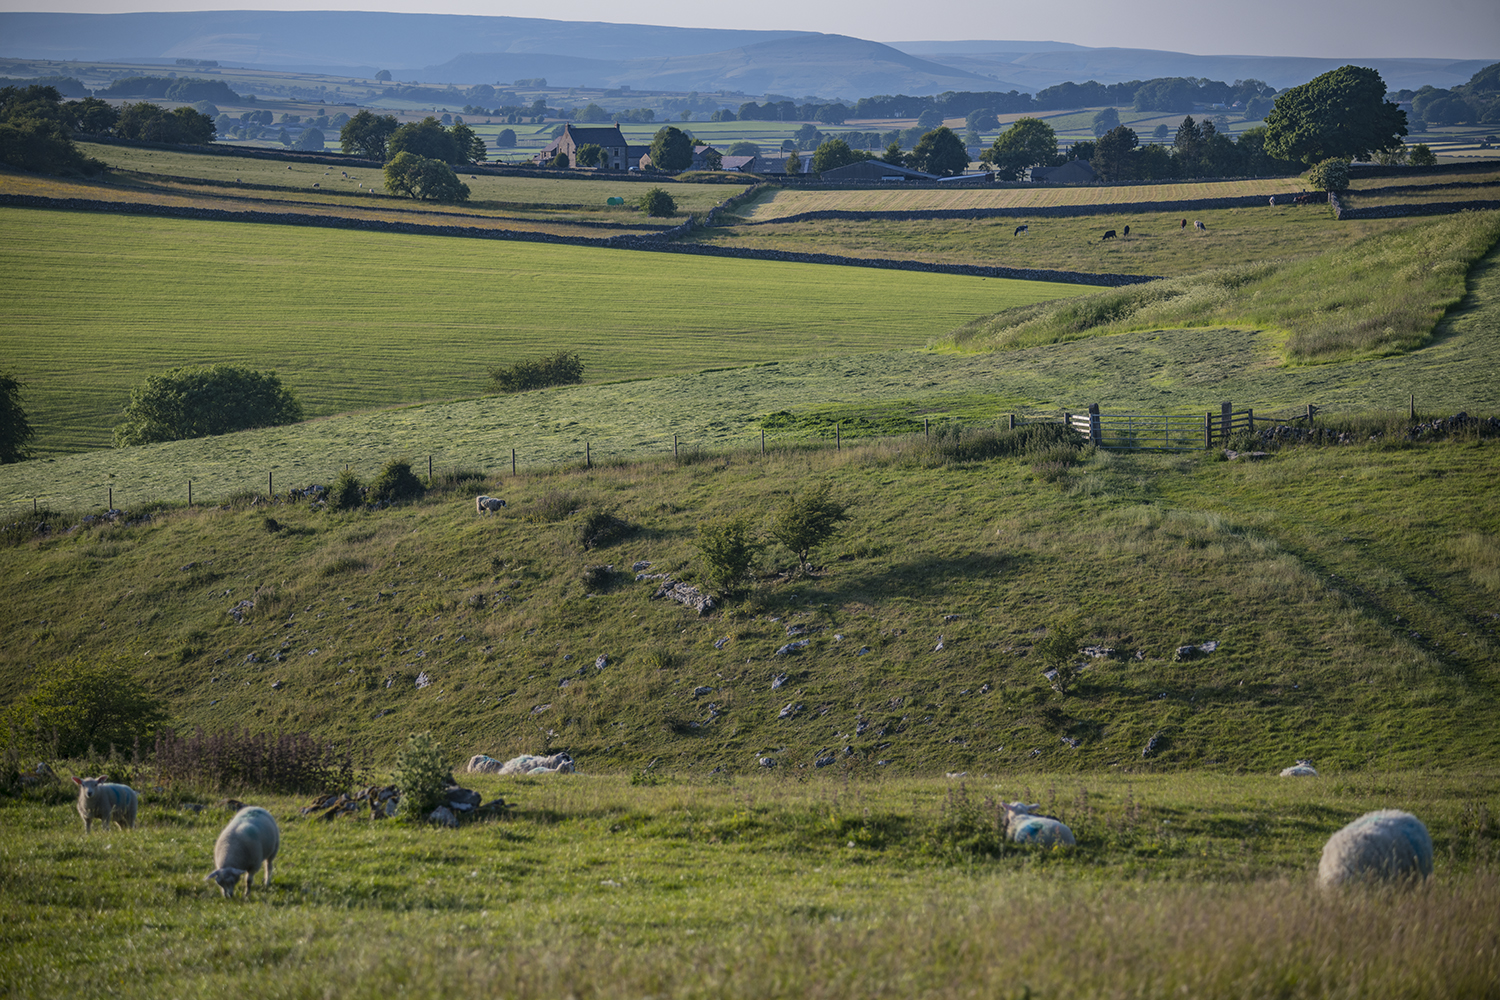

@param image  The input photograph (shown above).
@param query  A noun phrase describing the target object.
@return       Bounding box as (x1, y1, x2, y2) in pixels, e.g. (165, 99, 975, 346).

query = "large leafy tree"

(771, 482, 851, 575)
(114, 364, 303, 446)
(0, 85, 107, 175)
(811, 137, 866, 173)
(449, 121, 486, 163)
(1264, 65, 1406, 166)
(339, 110, 398, 159)
(981, 117, 1059, 180)
(0, 370, 36, 463)
(1092, 125, 1139, 182)
(388, 116, 462, 164)
(383, 151, 470, 202)
(909, 126, 970, 176)
(115, 102, 215, 143)
(647, 125, 693, 172)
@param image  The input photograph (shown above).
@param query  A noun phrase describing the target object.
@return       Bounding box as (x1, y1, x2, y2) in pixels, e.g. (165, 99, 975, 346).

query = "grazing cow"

(476, 495, 506, 514)
(1123, 225, 1130, 237)
(1102, 229, 1117, 240)
(1180, 218, 1188, 229)
(1295, 193, 1312, 205)
(1014, 224, 1028, 235)
(1194, 220, 1207, 232)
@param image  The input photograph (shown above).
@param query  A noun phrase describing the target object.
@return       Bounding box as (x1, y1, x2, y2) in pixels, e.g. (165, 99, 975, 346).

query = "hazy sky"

(5, 0, 1498, 60)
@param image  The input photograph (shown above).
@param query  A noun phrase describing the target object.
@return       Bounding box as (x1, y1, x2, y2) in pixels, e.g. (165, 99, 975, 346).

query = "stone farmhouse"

(533, 123, 631, 170)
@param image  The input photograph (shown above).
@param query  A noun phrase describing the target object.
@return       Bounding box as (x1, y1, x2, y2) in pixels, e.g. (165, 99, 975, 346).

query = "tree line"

(340, 111, 485, 202)
(0, 85, 216, 176)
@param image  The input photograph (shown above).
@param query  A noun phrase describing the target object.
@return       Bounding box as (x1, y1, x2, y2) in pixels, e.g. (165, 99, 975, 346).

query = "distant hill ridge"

(0, 10, 1491, 97)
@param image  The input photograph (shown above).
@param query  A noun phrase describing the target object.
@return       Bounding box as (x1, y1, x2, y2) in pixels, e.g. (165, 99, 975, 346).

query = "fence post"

(268, 471, 273, 498)
(836, 423, 841, 451)
(1204, 411, 1213, 448)
(1088, 403, 1102, 446)
(1221, 401, 1232, 445)
(1008, 414, 1016, 430)
(674, 433, 679, 459)
(924, 416, 930, 438)
(1410, 394, 1416, 421)
(108, 487, 113, 509)
(1306, 403, 1315, 425)
(188, 480, 192, 508)
(511, 448, 516, 476)
(761, 430, 766, 456)
(1248, 409, 1254, 433)
(586, 442, 591, 469)
(428, 455, 433, 484)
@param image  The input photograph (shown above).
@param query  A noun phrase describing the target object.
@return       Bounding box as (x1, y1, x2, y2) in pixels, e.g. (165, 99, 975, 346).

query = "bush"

(1408, 143, 1437, 167)
(577, 505, 633, 550)
(524, 489, 580, 523)
(1034, 613, 1085, 694)
(1308, 157, 1351, 192)
(0, 658, 166, 760)
(392, 731, 449, 820)
(152, 727, 356, 794)
(0, 369, 36, 463)
(329, 469, 365, 511)
(114, 364, 303, 447)
(771, 482, 851, 574)
(489, 351, 584, 393)
(367, 459, 425, 505)
(696, 517, 760, 592)
(639, 187, 676, 217)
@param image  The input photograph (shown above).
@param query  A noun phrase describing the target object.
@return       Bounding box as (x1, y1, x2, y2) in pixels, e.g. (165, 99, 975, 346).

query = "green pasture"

(2, 771, 1495, 999)
(75, 144, 744, 220)
(0, 205, 1086, 456)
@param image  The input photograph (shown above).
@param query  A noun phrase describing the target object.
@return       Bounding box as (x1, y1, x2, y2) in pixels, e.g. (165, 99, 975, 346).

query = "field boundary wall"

(736, 194, 1298, 226)
(0, 193, 1158, 287)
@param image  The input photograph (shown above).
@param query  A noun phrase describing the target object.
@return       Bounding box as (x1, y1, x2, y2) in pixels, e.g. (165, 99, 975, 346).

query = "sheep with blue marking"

(72, 775, 138, 834)
(206, 806, 281, 899)
(1318, 809, 1432, 889)
(1002, 801, 1076, 848)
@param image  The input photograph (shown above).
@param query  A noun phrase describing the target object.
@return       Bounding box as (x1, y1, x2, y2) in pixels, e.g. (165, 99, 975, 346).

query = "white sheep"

(1001, 801, 1076, 847)
(1318, 809, 1432, 889)
(468, 752, 574, 775)
(206, 806, 281, 899)
(476, 495, 506, 513)
(1280, 760, 1319, 777)
(72, 775, 138, 833)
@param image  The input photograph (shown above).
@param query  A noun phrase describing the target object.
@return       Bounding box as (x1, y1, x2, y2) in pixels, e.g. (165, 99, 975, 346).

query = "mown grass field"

(2, 769, 1496, 1000)
(729, 177, 1307, 220)
(0, 205, 1085, 456)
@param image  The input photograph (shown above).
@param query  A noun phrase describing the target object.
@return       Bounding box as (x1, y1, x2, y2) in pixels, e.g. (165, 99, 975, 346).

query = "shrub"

(489, 351, 584, 393)
(367, 459, 425, 505)
(581, 563, 616, 589)
(1408, 143, 1437, 166)
(113, 364, 303, 446)
(771, 482, 851, 574)
(0, 658, 166, 760)
(639, 187, 676, 217)
(524, 490, 580, 523)
(1034, 613, 1085, 694)
(329, 469, 364, 511)
(696, 517, 760, 592)
(392, 731, 449, 820)
(577, 505, 633, 550)
(153, 727, 356, 794)
(1308, 157, 1351, 192)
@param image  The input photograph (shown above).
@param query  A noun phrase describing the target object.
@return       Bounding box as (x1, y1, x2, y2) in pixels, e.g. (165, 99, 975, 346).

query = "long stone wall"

(738, 193, 1293, 227)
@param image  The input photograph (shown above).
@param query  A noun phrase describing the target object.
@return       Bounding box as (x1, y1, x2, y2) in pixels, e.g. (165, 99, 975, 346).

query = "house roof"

(720, 155, 758, 171)
(565, 124, 627, 147)
(818, 160, 935, 181)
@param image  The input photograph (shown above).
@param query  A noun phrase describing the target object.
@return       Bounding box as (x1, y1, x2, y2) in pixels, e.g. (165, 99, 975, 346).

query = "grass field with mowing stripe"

(0, 206, 1086, 456)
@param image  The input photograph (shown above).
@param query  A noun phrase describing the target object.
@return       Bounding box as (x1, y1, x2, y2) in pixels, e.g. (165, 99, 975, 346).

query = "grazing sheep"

(72, 775, 138, 834)
(1001, 801, 1076, 847)
(1318, 809, 1432, 889)
(1194, 220, 1207, 231)
(1014, 224, 1028, 235)
(1269, 195, 1277, 206)
(1102, 229, 1117, 240)
(1280, 759, 1319, 777)
(468, 752, 575, 775)
(476, 495, 506, 513)
(206, 806, 280, 899)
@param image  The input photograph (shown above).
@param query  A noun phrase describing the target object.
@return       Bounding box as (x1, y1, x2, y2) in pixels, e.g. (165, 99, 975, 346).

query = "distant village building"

(817, 160, 936, 182)
(638, 144, 726, 172)
(534, 123, 630, 170)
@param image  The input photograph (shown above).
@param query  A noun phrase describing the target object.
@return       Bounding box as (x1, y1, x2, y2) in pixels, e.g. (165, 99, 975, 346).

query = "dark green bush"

(489, 351, 584, 393)
(392, 731, 449, 820)
(367, 459, 425, 505)
(329, 469, 364, 511)
(1, 658, 166, 760)
(577, 505, 633, 550)
(639, 187, 677, 217)
(696, 517, 760, 592)
(114, 364, 303, 446)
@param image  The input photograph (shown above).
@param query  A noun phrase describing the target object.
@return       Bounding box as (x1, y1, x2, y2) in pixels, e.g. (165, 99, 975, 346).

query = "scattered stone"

(428, 805, 458, 828)
(415, 671, 433, 688)
(934, 636, 945, 652)
(1081, 646, 1118, 659)
(857, 647, 871, 656)
(775, 639, 810, 655)
(759, 757, 777, 768)
(229, 600, 255, 624)
(1061, 736, 1080, 749)
(632, 561, 651, 572)
(785, 624, 822, 636)
(778, 703, 803, 719)
(1224, 450, 1270, 461)
(531, 704, 551, 714)
(1173, 641, 1219, 661)
(771, 672, 789, 689)
(1142, 733, 1164, 758)
(714, 636, 730, 650)
(595, 655, 608, 670)
(270, 680, 284, 690)
(814, 754, 836, 768)
(650, 578, 716, 615)
(692, 685, 714, 697)
(855, 719, 869, 735)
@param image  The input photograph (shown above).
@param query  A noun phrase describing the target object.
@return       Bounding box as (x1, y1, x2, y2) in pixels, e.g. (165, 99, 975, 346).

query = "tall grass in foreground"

(941, 210, 1500, 363)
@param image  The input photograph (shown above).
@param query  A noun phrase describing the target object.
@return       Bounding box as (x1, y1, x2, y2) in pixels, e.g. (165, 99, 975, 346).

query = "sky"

(3, 0, 1497, 60)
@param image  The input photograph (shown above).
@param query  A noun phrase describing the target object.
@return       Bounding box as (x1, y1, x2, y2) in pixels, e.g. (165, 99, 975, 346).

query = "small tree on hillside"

(771, 482, 851, 574)
(696, 517, 761, 593)
(392, 731, 449, 820)
(1308, 157, 1351, 192)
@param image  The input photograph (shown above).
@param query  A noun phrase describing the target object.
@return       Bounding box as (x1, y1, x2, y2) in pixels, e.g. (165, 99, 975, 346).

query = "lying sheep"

(206, 806, 281, 899)
(1001, 801, 1076, 847)
(1280, 760, 1319, 777)
(476, 495, 506, 513)
(467, 752, 574, 775)
(72, 775, 138, 834)
(1318, 809, 1432, 889)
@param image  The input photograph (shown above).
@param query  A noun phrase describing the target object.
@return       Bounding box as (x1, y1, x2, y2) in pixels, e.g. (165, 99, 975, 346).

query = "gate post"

(1221, 401, 1233, 445)
(1088, 403, 1103, 446)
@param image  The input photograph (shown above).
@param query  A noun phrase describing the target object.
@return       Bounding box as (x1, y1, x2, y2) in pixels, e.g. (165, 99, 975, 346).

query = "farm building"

(534, 124, 631, 170)
(1030, 160, 1096, 184)
(638, 144, 726, 172)
(818, 160, 937, 182)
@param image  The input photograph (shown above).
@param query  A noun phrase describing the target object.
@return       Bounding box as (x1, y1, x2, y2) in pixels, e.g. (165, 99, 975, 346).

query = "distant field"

(0, 206, 1086, 456)
(732, 178, 1306, 220)
(691, 205, 1416, 277)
